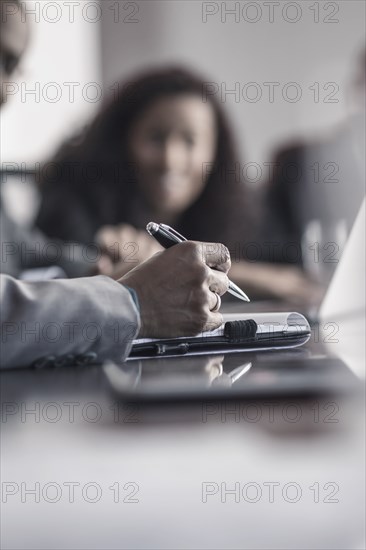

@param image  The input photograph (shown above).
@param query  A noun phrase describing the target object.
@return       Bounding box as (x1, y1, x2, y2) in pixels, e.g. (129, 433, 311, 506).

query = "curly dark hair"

(38, 66, 255, 245)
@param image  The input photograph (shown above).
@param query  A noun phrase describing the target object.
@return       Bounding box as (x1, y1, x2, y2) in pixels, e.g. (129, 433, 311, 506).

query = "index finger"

(199, 242, 231, 273)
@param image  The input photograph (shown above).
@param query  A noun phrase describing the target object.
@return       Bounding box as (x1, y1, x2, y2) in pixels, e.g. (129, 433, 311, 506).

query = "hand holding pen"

(146, 222, 250, 304)
(120, 240, 232, 337)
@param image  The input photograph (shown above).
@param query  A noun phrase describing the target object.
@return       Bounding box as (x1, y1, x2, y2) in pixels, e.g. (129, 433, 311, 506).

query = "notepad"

(129, 312, 311, 359)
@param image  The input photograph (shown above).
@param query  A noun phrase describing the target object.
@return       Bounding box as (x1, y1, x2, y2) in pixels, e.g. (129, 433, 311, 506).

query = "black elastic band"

(224, 320, 258, 342)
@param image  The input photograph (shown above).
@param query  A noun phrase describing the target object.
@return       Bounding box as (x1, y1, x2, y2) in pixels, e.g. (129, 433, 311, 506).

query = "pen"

(146, 222, 250, 303)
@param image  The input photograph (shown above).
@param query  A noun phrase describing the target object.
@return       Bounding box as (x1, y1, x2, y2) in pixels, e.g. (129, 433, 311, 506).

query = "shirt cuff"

(123, 285, 140, 312)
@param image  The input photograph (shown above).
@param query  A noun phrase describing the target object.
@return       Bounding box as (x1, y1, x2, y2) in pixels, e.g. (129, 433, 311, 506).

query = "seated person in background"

(262, 48, 365, 285)
(36, 67, 321, 305)
(0, 0, 230, 370)
(0, 0, 107, 280)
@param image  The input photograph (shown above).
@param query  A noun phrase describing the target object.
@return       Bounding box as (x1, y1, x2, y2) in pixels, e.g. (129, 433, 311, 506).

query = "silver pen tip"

(146, 222, 159, 235)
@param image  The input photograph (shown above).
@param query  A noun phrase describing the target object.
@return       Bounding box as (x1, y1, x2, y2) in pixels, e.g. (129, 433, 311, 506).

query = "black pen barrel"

(152, 232, 179, 249)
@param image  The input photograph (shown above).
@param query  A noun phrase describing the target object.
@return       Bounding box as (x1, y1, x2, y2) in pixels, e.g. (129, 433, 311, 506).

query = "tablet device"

(104, 352, 361, 402)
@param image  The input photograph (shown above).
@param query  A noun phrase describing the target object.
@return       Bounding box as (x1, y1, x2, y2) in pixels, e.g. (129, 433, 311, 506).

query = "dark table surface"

(1, 300, 365, 549)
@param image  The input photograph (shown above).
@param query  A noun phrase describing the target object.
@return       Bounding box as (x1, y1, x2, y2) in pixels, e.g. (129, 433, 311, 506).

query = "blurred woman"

(36, 66, 321, 304)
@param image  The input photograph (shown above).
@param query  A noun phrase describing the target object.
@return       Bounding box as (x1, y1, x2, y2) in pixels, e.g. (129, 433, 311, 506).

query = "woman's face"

(128, 94, 217, 216)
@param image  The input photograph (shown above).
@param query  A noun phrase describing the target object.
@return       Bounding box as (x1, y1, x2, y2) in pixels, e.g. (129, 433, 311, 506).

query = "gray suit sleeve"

(0, 275, 140, 369)
(1, 207, 97, 278)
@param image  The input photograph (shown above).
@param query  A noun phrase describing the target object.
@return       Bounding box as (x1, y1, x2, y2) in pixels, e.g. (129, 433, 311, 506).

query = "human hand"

(96, 224, 162, 266)
(119, 241, 231, 338)
(267, 265, 325, 305)
(229, 262, 325, 306)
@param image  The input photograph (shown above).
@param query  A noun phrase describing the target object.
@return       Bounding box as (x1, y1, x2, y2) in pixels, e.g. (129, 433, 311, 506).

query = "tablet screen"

(103, 351, 360, 402)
